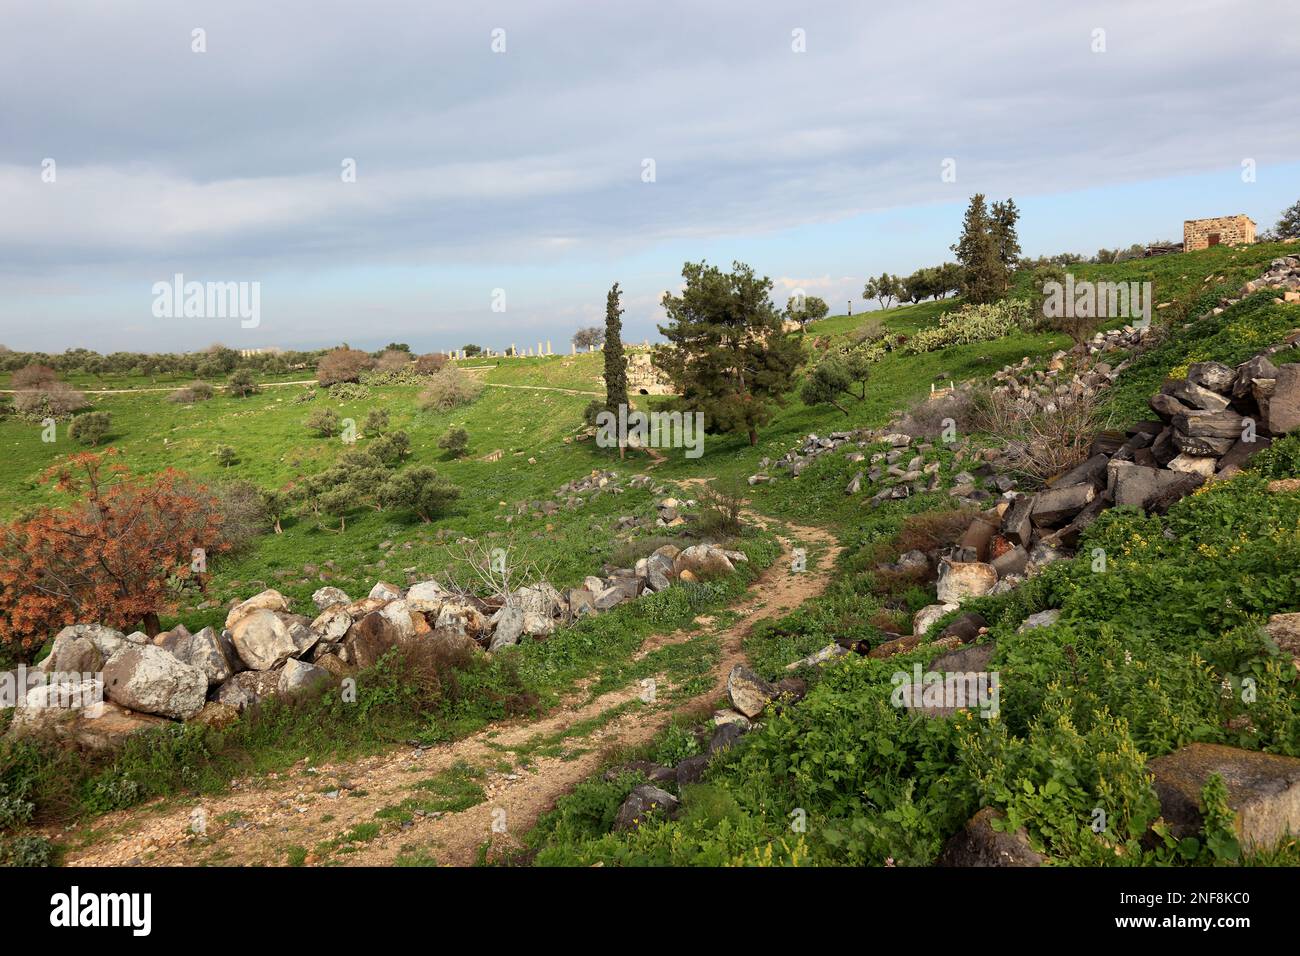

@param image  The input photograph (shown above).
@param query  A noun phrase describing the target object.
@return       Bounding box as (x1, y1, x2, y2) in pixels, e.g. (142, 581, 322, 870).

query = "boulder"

(713, 710, 752, 730)
(1017, 609, 1061, 632)
(1051, 453, 1109, 490)
(225, 588, 290, 630)
(39, 625, 127, 672)
(278, 658, 332, 696)
(1167, 453, 1217, 477)
(9, 688, 167, 752)
(405, 580, 448, 613)
(229, 608, 298, 671)
(1148, 743, 1300, 852)
(708, 722, 748, 756)
(785, 643, 849, 670)
(1187, 361, 1237, 394)
(488, 606, 526, 651)
(646, 566, 673, 592)
(1263, 613, 1300, 670)
(569, 588, 596, 618)
(311, 586, 351, 611)
(522, 611, 554, 639)
(1266, 364, 1300, 434)
(594, 584, 631, 611)
(931, 642, 996, 674)
(675, 755, 711, 787)
(727, 665, 776, 719)
(1110, 463, 1187, 509)
(1030, 483, 1095, 528)
(1233, 354, 1279, 399)
(214, 670, 280, 712)
(913, 603, 957, 638)
(101, 645, 208, 719)
(164, 626, 237, 686)
(368, 581, 405, 602)
(1168, 379, 1231, 412)
(1173, 410, 1244, 441)
(937, 612, 987, 645)
(41, 635, 104, 675)
(310, 604, 353, 643)
(999, 496, 1035, 547)
(432, 602, 488, 644)
(935, 561, 997, 604)
(936, 808, 1044, 866)
(193, 701, 240, 729)
(673, 545, 735, 581)
(613, 784, 680, 831)
(344, 608, 411, 669)
(990, 545, 1029, 578)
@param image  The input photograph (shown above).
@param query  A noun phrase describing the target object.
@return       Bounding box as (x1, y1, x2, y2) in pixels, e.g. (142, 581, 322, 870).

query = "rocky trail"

(58, 514, 840, 868)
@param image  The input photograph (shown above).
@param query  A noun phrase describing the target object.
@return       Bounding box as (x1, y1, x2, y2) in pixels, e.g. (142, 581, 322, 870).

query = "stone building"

(1184, 214, 1256, 252)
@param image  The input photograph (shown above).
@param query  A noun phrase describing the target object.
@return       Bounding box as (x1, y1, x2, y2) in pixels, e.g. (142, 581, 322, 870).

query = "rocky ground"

(52, 514, 840, 867)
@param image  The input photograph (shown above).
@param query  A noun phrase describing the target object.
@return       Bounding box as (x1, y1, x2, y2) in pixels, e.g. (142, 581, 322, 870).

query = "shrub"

(305, 407, 341, 437)
(904, 299, 1032, 354)
(371, 430, 411, 464)
(167, 381, 214, 404)
(68, 411, 111, 446)
(379, 466, 461, 522)
(316, 347, 375, 386)
(415, 352, 449, 375)
(364, 408, 390, 435)
(895, 386, 981, 440)
(215, 445, 237, 467)
(13, 382, 87, 420)
(695, 480, 745, 540)
(326, 381, 371, 402)
(0, 452, 227, 658)
(438, 427, 470, 459)
(10, 365, 58, 391)
(374, 349, 411, 375)
(226, 369, 259, 397)
(973, 386, 1102, 480)
(418, 367, 483, 412)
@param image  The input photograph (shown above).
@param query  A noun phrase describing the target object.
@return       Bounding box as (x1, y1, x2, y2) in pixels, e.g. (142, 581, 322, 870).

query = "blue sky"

(1, 0, 1297, 354)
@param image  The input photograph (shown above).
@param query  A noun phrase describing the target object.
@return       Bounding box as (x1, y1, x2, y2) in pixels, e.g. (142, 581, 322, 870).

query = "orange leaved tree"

(0, 450, 228, 662)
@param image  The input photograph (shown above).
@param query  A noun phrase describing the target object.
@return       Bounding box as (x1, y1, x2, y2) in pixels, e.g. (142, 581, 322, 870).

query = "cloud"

(0, 0, 1297, 350)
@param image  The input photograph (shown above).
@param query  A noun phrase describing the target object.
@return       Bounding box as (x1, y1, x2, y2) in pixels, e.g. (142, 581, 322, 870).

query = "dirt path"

(60, 514, 840, 868)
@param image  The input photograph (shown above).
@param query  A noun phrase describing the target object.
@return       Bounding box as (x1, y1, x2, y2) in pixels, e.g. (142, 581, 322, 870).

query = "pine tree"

(653, 261, 804, 447)
(1276, 198, 1300, 240)
(951, 194, 1004, 304)
(990, 198, 1022, 274)
(603, 282, 628, 413)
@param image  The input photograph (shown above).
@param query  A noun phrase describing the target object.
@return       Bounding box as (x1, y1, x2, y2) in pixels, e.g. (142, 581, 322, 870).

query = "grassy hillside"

(2, 241, 1297, 866)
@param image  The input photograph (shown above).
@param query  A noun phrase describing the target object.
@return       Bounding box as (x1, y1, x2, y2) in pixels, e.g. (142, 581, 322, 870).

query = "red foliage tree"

(0, 450, 228, 660)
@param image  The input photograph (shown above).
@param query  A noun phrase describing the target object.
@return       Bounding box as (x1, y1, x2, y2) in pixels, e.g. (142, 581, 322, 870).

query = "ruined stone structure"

(626, 348, 672, 395)
(1184, 214, 1256, 252)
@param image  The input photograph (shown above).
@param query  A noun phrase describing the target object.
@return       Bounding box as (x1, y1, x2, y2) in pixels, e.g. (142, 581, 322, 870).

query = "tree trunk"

(142, 610, 162, 637)
(274, 519, 282, 534)
(748, 428, 758, 447)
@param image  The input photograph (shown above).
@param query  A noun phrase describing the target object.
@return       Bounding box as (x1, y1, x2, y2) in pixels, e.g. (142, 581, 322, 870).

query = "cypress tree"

(603, 282, 628, 412)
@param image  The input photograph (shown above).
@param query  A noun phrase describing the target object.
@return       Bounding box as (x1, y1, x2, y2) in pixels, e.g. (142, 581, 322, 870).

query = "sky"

(0, 0, 1297, 355)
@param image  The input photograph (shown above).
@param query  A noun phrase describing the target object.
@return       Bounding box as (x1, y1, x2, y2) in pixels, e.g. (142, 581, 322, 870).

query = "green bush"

(68, 410, 111, 445)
